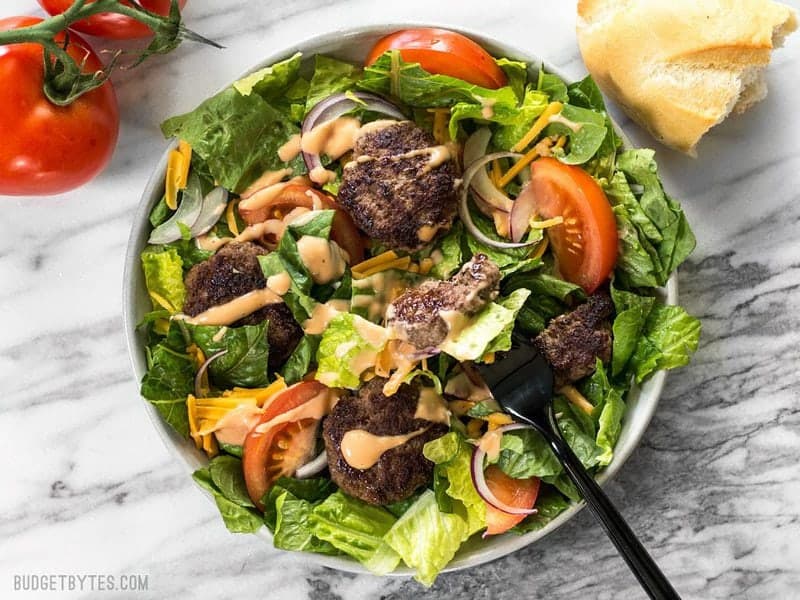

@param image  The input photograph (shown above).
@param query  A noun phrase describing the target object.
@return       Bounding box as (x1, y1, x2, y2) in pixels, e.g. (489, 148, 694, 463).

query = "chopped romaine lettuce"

(305, 55, 363, 114)
(439, 289, 530, 361)
(182, 322, 270, 388)
(161, 87, 304, 194)
(309, 491, 401, 574)
(384, 489, 469, 586)
(315, 313, 388, 388)
(141, 246, 186, 312)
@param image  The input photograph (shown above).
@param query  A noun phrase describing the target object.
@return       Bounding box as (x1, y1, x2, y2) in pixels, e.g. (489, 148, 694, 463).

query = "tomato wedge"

(365, 28, 507, 89)
(529, 158, 618, 293)
(239, 184, 365, 263)
(242, 381, 328, 509)
(483, 466, 540, 536)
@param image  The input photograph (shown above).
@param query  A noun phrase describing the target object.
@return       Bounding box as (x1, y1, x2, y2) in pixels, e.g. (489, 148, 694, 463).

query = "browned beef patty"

(337, 121, 458, 251)
(323, 377, 448, 505)
(183, 242, 302, 368)
(387, 254, 501, 350)
(534, 292, 615, 384)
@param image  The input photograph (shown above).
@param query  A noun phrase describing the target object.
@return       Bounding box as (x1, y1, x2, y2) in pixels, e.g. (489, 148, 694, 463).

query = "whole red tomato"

(38, 0, 188, 40)
(0, 16, 119, 196)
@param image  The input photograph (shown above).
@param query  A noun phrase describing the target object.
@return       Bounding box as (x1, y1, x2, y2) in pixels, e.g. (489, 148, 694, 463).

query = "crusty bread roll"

(576, 0, 797, 155)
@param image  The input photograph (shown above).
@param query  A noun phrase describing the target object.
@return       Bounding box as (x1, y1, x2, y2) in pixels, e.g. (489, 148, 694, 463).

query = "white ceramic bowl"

(123, 23, 677, 576)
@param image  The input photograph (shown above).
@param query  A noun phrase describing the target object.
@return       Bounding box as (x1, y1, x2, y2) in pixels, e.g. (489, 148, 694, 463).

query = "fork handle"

(539, 405, 681, 600)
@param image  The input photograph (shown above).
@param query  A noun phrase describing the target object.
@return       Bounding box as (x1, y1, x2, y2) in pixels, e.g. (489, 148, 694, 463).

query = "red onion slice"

(194, 349, 228, 398)
(460, 153, 538, 250)
(190, 187, 229, 237)
(509, 181, 538, 243)
(301, 92, 406, 174)
(148, 173, 204, 245)
(295, 450, 328, 479)
(471, 423, 539, 515)
(463, 128, 516, 213)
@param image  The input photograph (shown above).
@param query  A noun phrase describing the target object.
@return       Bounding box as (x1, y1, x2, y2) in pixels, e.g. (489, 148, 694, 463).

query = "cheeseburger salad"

(138, 28, 700, 585)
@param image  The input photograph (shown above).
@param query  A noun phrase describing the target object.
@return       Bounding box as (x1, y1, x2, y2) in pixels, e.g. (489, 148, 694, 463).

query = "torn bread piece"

(576, 0, 798, 155)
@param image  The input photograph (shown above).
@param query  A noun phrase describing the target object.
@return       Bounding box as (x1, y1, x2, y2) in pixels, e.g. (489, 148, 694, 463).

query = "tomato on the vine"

(0, 16, 119, 196)
(37, 0, 188, 40)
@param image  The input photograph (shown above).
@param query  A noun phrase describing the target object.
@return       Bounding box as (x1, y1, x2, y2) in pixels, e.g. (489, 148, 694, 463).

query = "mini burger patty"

(534, 291, 615, 385)
(323, 377, 448, 506)
(387, 254, 501, 351)
(337, 121, 458, 251)
(183, 242, 302, 368)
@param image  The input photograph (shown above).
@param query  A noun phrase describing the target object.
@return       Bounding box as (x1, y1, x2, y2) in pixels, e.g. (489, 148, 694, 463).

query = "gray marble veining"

(2, 0, 799, 598)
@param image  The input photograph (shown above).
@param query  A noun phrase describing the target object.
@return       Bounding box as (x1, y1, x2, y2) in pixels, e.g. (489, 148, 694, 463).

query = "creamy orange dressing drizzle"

(196, 234, 234, 252)
(181, 288, 282, 326)
(301, 116, 361, 159)
(278, 134, 302, 162)
(439, 309, 470, 345)
(309, 165, 337, 185)
(253, 388, 334, 434)
(478, 428, 504, 461)
(417, 224, 439, 242)
(548, 112, 583, 133)
(340, 427, 429, 470)
(240, 168, 293, 199)
(414, 388, 450, 425)
(210, 404, 263, 446)
(302, 299, 351, 334)
(233, 219, 286, 244)
(296, 236, 347, 284)
(266, 272, 292, 296)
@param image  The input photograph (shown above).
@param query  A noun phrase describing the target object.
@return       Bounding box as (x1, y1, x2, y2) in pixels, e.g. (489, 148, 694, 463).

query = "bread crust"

(577, 0, 797, 154)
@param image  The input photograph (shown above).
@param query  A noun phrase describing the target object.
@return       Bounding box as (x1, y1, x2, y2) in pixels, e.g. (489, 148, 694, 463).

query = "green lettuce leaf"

(537, 70, 568, 103)
(280, 334, 320, 385)
(449, 85, 548, 142)
(423, 432, 486, 536)
(305, 55, 363, 114)
(192, 464, 262, 533)
(141, 246, 186, 312)
(273, 491, 339, 555)
(503, 270, 585, 334)
(545, 103, 607, 165)
(610, 284, 656, 376)
(384, 489, 469, 586)
(360, 51, 519, 109)
(309, 491, 401, 575)
(161, 87, 303, 194)
(465, 206, 543, 276)
(428, 220, 463, 279)
(315, 313, 388, 388)
(439, 289, 530, 361)
(140, 344, 194, 436)
(496, 57, 528, 100)
(615, 150, 697, 279)
(182, 322, 270, 388)
(492, 85, 550, 150)
(234, 53, 302, 100)
(629, 304, 702, 383)
(208, 455, 254, 508)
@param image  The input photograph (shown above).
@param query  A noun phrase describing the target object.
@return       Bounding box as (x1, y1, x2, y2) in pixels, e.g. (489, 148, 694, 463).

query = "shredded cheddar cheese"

(148, 290, 176, 313)
(187, 378, 288, 457)
(429, 108, 451, 144)
(529, 216, 564, 229)
(486, 412, 514, 429)
(352, 256, 412, 279)
(511, 102, 563, 152)
(559, 384, 595, 415)
(530, 236, 549, 261)
(491, 159, 504, 187)
(447, 400, 476, 417)
(164, 141, 192, 210)
(466, 418, 484, 439)
(226, 199, 240, 237)
(352, 250, 398, 273)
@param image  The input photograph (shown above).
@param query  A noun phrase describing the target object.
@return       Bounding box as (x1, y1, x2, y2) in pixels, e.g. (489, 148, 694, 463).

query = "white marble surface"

(2, 0, 800, 598)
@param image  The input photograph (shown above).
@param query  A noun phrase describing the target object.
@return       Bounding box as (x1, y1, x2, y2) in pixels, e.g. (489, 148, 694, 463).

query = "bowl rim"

(122, 21, 677, 577)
